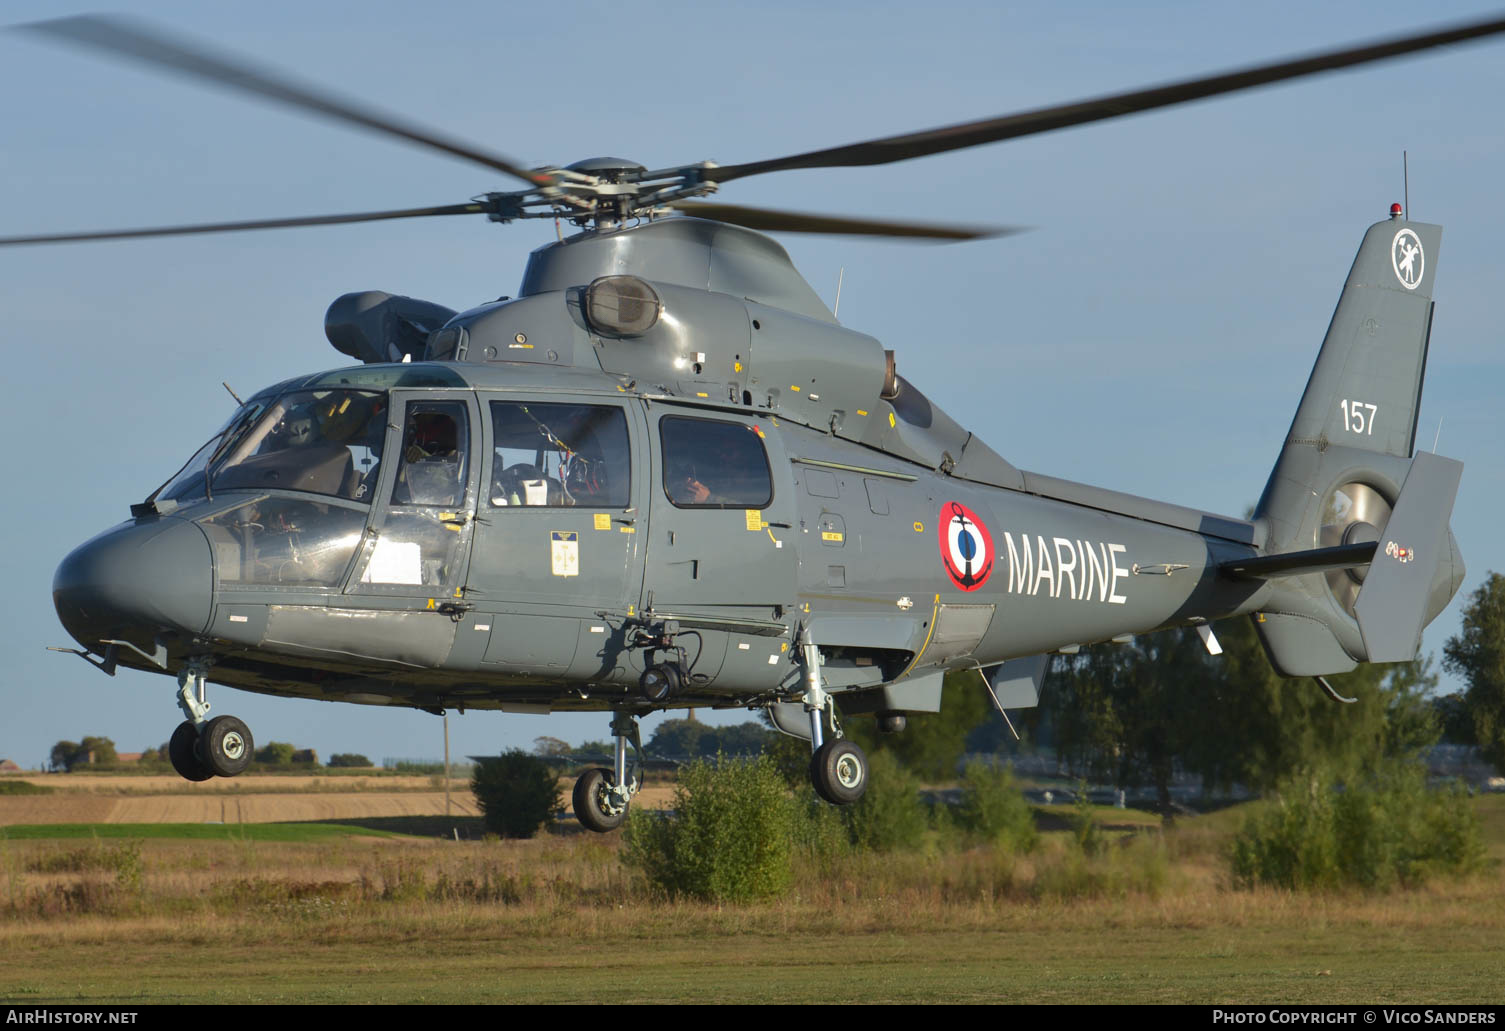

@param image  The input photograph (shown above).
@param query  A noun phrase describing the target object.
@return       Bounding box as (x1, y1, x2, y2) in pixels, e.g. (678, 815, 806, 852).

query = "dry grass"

(0, 813, 1501, 1004)
(0, 786, 1501, 1003)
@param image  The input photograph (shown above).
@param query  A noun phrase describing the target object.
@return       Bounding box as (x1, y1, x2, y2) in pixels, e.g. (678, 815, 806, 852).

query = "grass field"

(0, 782, 1501, 1004)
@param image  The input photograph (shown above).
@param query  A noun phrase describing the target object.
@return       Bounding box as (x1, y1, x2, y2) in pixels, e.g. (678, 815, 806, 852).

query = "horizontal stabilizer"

(1220, 541, 1378, 581)
(1353, 451, 1463, 662)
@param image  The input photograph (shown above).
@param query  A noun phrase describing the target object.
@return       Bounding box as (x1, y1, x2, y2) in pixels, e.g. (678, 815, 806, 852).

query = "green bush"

(842, 750, 928, 853)
(390, 760, 447, 774)
(254, 742, 296, 766)
(1071, 783, 1107, 857)
(956, 761, 1037, 852)
(471, 750, 563, 839)
(1231, 766, 1487, 891)
(327, 753, 373, 768)
(623, 755, 795, 901)
(791, 784, 853, 863)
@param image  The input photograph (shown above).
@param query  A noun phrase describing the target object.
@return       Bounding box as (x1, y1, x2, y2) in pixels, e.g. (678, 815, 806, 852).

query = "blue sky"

(3, 0, 1503, 768)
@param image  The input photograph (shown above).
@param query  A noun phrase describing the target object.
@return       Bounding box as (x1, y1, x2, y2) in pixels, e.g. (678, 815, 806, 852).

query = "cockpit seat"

(214, 444, 353, 497)
(492, 463, 562, 506)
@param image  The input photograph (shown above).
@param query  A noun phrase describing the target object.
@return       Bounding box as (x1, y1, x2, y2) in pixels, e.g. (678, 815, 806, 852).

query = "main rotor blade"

(668, 201, 1020, 241)
(710, 13, 1505, 182)
(0, 202, 488, 246)
(17, 15, 552, 188)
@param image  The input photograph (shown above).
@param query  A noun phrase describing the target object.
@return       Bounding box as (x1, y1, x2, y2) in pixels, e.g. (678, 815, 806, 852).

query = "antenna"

(1432, 415, 1444, 453)
(1404, 150, 1410, 220)
(833, 266, 845, 319)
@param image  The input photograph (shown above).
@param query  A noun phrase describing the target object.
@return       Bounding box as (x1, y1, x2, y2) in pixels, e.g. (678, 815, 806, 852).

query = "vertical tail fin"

(1251, 212, 1464, 675)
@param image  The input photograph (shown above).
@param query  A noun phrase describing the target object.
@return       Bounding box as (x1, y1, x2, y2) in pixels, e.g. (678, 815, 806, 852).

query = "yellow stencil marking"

(619, 525, 636, 534)
(790, 385, 800, 392)
(745, 509, 767, 532)
(696, 392, 708, 398)
(594, 513, 611, 530)
(914, 521, 924, 532)
(888, 412, 897, 428)
(857, 409, 868, 416)
(426, 598, 437, 610)
(733, 361, 743, 372)
(821, 531, 844, 542)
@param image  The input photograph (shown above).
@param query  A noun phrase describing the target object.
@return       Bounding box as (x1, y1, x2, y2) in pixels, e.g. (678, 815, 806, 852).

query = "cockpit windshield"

(154, 388, 389, 505)
(212, 389, 388, 501)
(153, 400, 267, 504)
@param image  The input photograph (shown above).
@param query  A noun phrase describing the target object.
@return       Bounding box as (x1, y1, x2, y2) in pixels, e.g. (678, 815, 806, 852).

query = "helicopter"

(16, 14, 1497, 829)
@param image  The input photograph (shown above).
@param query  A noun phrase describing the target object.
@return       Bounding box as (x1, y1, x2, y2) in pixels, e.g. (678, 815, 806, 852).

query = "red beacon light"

(1390, 202, 1404, 219)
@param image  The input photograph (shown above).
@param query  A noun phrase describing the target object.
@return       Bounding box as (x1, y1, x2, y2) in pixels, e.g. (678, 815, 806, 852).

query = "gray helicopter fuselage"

(54, 218, 1279, 720)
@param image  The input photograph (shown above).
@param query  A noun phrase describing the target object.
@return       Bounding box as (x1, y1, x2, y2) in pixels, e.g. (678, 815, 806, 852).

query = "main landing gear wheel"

(168, 720, 212, 782)
(201, 715, 254, 778)
(573, 767, 629, 833)
(810, 739, 868, 805)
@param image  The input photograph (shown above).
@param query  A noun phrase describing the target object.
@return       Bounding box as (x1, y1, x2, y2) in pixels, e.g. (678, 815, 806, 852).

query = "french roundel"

(938, 501, 994, 591)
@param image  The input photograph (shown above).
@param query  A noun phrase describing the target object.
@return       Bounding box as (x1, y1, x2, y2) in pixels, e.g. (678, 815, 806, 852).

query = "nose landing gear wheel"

(201, 715, 254, 778)
(168, 720, 213, 782)
(573, 767, 629, 833)
(810, 739, 868, 805)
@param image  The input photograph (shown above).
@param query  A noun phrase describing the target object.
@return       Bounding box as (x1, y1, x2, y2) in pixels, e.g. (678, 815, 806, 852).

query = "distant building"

(116, 752, 144, 764)
(0, 759, 21, 773)
(292, 749, 319, 765)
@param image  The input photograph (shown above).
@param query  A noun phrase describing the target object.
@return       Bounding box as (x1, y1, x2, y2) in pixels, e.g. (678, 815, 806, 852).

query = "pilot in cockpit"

(394, 412, 462, 506)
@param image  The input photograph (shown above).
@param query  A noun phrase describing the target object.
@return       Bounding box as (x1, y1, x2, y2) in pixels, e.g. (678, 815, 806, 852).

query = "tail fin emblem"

(1392, 228, 1424, 289)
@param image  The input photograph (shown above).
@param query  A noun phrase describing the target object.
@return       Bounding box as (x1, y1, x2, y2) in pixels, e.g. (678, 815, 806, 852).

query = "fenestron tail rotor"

(1319, 482, 1391, 617)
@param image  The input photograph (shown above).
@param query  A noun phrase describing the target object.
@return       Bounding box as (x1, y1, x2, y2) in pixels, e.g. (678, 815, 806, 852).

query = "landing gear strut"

(799, 628, 868, 805)
(573, 712, 643, 833)
(168, 660, 255, 782)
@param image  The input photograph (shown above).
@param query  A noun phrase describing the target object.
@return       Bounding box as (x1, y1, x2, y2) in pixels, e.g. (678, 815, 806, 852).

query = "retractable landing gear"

(800, 628, 868, 805)
(573, 712, 643, 833)
(168, 661, 255, 782)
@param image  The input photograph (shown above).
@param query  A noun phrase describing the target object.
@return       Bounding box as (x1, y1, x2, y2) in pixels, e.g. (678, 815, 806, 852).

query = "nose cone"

(54, 517, 214, 649)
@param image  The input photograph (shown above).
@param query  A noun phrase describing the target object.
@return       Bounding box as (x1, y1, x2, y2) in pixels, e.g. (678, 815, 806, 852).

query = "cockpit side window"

(488, 401, 631, 508)
(391, 401, 468, 507)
